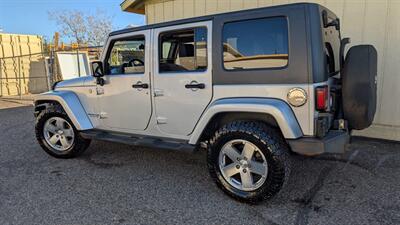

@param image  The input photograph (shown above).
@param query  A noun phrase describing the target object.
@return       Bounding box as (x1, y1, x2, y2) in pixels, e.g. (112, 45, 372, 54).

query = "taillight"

(315, 86, 329, 111)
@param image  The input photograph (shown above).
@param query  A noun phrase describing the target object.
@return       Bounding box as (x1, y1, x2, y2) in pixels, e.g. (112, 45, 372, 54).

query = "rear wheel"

(207, 121, 290, 203)
(35, 104, 91, 158)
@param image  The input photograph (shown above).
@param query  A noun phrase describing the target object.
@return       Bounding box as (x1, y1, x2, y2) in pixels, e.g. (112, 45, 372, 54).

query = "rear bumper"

(287, 130, 350, 156)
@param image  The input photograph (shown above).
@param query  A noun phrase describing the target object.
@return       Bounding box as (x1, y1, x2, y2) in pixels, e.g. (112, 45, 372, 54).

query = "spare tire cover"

(342, 45, 377, 130)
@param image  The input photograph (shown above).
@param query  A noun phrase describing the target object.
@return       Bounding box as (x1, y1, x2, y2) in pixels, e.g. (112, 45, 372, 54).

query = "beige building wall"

(132, 0, 400, 141)
(0, 33, 49, 96)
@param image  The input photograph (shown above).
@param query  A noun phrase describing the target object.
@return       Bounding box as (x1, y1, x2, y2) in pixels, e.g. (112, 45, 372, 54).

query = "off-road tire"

(342, 45, 377, 130)
(35, 103, 91, 158)
(207, 121, 290, 203)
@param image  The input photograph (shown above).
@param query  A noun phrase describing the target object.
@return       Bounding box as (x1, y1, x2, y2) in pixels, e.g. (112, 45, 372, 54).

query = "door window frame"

(158, 26, 209, 74)
(153, 21, 212, 76)
(103, 34, 146, 76)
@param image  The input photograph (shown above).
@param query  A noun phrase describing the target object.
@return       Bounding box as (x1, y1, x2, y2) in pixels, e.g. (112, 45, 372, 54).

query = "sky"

(0, 0, 145, 42)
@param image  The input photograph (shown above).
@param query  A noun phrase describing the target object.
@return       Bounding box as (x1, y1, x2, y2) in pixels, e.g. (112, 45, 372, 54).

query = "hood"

(55, 76, 87, 89)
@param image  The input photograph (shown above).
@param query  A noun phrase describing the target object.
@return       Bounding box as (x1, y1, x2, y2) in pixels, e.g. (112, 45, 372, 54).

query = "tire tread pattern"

(207, 121, 291, 203)
(35, 103, 90, 158)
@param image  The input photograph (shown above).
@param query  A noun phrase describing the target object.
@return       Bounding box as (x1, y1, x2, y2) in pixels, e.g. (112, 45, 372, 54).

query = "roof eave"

(120, 0, 145, 14)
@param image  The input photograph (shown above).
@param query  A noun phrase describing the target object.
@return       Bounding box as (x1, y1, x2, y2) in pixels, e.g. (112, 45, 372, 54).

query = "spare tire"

(342, 45, 377, 130)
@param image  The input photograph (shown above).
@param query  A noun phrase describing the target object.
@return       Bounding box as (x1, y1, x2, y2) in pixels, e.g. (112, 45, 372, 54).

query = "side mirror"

(91, 61, 104, 78)
(91, 61, 105, 86)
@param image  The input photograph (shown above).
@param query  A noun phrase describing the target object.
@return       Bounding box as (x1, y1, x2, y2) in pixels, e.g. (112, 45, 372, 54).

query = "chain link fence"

(0, 46, 102, 100)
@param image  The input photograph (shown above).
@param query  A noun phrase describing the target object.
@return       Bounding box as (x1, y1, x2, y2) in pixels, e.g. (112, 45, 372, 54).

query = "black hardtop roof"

(110, 2, 333, 36)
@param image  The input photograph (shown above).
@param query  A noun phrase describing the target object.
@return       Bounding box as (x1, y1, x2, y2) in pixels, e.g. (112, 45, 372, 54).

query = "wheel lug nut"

(243, 169, 247, 173)
(236, 165, 240, 169)
(237, 157, 240, 161)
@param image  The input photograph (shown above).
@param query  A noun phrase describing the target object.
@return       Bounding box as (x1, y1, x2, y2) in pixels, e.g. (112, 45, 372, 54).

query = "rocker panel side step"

(80, 129, 196, 151)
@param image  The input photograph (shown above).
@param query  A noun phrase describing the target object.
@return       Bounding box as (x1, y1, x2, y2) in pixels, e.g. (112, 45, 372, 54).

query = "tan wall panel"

(173, 0, 184, 20)
(229, 0, 243, 11)
(194, 0, 206, 16)
(183, 0, 195, 19)
(361, 0, 388, 123)
(341, 1, 366, 44)
(243, 0, 258, 8)
(217, 0, 230, 13)
(0, 33, 47, 96)
(163, 1, 174, 21)
(325, 0, 345, 19)
(258, 0, 274, 7)
(205, 0, 218, 14)
(271, 0, 290, 6)
(146, 2, 155, 24)
(294, 0, 326, 5)
(378, 0, 400, 125)
(154, 2, 164, 23)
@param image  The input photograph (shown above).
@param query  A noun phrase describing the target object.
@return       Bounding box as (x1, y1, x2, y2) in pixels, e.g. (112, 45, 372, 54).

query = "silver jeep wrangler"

(34, 3, 377, 203)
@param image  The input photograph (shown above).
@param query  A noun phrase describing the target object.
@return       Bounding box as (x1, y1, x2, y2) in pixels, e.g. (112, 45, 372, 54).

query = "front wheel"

(207, 121, 290, 203)
(35, 104, 91, 158)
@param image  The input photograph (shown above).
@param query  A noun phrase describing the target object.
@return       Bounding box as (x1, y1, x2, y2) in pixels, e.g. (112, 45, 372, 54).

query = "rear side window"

(222, 17, 288, 70)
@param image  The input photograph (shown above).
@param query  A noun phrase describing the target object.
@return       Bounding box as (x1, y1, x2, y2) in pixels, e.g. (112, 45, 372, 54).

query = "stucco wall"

(142, 0, 400, 141)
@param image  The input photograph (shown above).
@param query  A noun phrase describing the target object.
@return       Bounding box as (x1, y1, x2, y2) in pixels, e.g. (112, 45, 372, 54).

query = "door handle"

(132, 82, 149, 89)
(185, 83, 205, 89)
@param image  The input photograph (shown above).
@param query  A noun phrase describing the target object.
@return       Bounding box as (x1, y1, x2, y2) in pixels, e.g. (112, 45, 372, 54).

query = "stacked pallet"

(0, 33, 49, 96)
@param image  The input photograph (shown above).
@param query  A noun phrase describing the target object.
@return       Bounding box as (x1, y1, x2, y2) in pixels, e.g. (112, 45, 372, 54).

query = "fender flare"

(34, 91, 93, 130)
(189, 98, 303, 144)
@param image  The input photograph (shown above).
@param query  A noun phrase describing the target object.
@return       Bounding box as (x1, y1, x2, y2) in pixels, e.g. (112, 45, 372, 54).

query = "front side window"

(222, 17, 288, 70)
(107, 36, 145, 75)
(159, 27, 207, 73)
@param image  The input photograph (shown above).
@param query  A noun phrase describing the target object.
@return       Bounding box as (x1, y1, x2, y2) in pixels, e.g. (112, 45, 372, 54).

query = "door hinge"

(87, 113, 99, 118)
(87, 112, 107, 119)
(156, 117, 167, 124)
(96, 87, 104, 95)
(154, 89, 164, 97)
(99, 112, 108, 119)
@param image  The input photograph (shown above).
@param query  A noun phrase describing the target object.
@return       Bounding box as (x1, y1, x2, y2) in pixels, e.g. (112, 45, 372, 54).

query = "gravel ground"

(0, 99, 399, 225)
